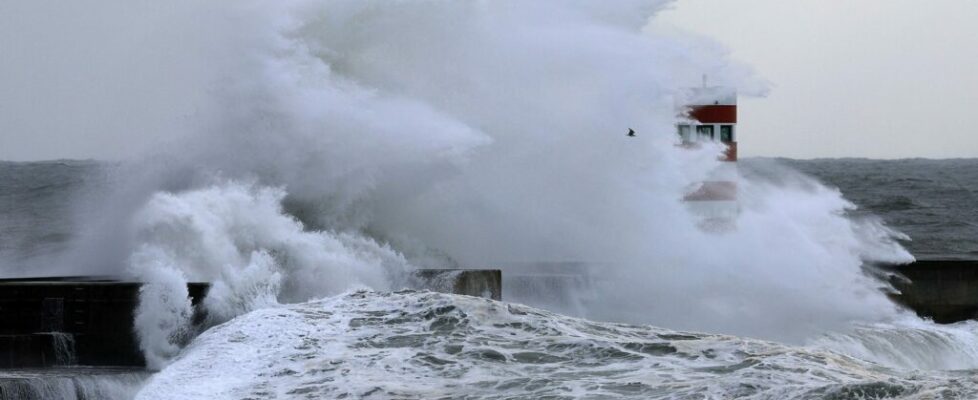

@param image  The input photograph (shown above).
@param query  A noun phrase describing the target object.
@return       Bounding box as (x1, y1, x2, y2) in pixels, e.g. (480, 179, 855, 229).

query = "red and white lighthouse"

(678, 85, 737, 161)
(676, 83, 740, 229)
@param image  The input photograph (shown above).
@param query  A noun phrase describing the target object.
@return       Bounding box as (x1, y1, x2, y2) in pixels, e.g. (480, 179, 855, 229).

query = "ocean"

(772, 158, 978, 260)
(5, 158, 976, 269)
(2, 158, 978, 399)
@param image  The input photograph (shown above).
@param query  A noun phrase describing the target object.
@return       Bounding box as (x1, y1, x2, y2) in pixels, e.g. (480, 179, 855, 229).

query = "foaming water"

(0, 368, 148, 400)
(137, 291, 978, 399)
(812, 319, 978, 372)
(49, 332, 77, 366)
(128, 182, 410, 368)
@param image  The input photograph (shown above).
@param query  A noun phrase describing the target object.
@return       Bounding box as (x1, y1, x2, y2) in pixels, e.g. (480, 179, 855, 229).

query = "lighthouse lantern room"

(676, 85, 737, 162)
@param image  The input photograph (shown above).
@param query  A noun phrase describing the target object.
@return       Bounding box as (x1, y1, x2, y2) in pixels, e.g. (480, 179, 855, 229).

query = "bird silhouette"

(627, 128, 636, 137)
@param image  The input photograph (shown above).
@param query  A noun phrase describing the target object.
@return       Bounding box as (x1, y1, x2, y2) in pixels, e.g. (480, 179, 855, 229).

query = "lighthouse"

(676, 83, 739, 229)
(677, 84, 737, 161)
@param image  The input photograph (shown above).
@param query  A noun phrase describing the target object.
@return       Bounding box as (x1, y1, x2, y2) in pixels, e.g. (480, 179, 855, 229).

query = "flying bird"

(627, 128, 636, 137)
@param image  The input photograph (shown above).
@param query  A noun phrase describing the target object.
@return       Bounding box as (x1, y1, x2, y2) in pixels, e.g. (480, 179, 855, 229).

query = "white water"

(0, 368, 147, 400)
(48, 332, 77, 366)
(135, 291, 978, 399)
(15, 0, 977, 397)
(128, 182, 411, 367)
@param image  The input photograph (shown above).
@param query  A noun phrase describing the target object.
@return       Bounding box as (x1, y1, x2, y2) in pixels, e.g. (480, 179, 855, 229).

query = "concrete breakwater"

(886, 259, 978, 323)
(496, 260, 978, 325)
(0, 269, 502, 369)
(0, 277, 209, 368)
(0, 367, 148, 400)
(409, 269, 502, 301)
(1, 260, 976, 370)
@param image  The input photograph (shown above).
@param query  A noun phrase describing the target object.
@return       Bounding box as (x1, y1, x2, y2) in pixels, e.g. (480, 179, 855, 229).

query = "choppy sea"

(1, 158, 977, 399)
(772, 158, 978, 260)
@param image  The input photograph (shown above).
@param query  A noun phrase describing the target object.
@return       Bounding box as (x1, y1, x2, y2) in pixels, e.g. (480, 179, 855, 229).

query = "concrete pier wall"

(410, 269, 502, 300)
(0, 278, 209, 367)
(886, 259, 978, 323)
(11, 260, 977, 367)
(0, 270, 502, 368)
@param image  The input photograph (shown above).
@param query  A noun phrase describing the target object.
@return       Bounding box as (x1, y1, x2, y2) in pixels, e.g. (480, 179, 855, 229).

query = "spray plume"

(35, 0, 911, 368)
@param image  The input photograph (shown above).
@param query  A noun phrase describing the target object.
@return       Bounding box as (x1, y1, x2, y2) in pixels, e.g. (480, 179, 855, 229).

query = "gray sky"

(1, 1, 976, 160)
(0, 1, 220, 162)
(658, 0, 978, 159)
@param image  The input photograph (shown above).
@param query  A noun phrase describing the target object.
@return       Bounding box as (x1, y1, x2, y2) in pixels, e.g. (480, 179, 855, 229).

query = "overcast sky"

(1, 1, 976, 160)
(659, 0, 978, 159)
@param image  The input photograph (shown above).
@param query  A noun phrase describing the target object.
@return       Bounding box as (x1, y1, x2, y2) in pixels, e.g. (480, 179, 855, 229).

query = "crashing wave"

(137, 291, 978, 399)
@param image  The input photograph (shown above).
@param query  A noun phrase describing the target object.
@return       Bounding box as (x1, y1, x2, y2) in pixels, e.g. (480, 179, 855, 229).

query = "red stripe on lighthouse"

(689, 105, 737, 124)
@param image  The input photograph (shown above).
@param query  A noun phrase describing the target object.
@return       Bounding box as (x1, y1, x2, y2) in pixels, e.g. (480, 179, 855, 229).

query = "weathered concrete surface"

(0, 277, 209, 367)
(411, 269, 502, 301)
(884, 259, 978, 323)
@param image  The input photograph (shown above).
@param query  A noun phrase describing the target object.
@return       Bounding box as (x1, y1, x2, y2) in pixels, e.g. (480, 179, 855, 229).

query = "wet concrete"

(0, 270, 503, 368)
(410, 269, 502, 301)
(0, 277, 209, 368)
(7, 259, 974, 370)
(885, 259, 978, 323)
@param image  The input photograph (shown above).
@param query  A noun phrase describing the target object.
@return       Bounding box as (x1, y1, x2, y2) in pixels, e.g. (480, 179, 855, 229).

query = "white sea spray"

(127, 182, 410, 369)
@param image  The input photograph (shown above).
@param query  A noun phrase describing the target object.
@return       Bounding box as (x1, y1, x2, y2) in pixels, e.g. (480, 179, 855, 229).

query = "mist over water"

(6, 1, 976, 397)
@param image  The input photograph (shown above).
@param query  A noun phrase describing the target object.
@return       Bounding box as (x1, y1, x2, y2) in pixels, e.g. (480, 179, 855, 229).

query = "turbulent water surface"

(3, 160, 978, 400)
(137, 291, 978, 400)
(0, 367, 147, 400)
(772, 158, 978, 259)
(3, 110, 978, 397)
(2, 1, 978, 399)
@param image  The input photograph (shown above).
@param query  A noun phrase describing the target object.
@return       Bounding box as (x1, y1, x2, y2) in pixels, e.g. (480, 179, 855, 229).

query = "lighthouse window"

(720, 125, 734, 142)
(696, 125, 714, 140)
(677, 124, 691, 141)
